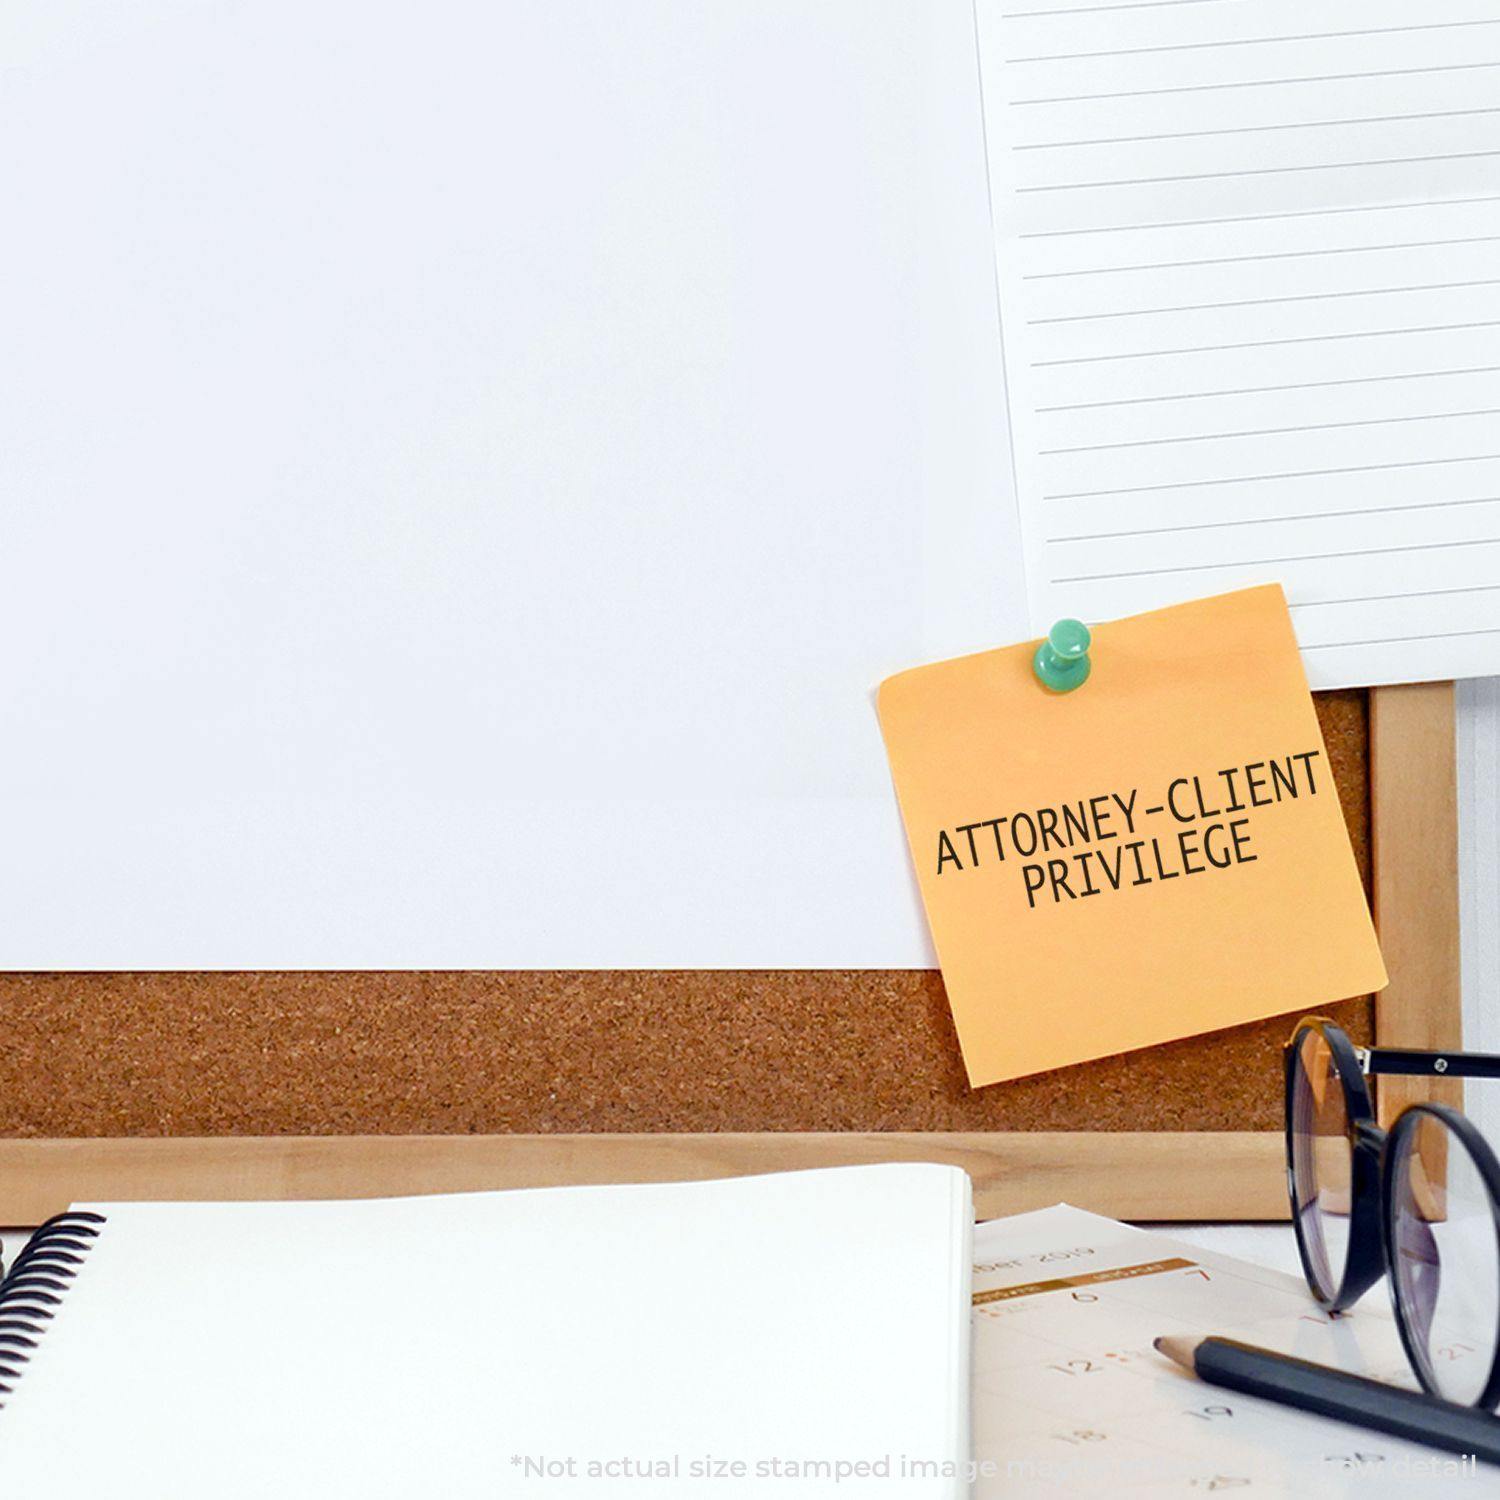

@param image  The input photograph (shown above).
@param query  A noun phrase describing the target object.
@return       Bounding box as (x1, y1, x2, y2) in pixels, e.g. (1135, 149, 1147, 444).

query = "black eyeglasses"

(1285, 1018, 1500, 1408)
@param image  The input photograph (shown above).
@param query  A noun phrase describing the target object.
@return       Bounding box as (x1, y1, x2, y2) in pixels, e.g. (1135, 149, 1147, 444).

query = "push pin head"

(1033, 618, 1091, 693)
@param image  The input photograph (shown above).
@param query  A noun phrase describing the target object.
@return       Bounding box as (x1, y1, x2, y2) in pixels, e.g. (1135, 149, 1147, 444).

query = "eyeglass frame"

(1283, 1016, 1500, 1409)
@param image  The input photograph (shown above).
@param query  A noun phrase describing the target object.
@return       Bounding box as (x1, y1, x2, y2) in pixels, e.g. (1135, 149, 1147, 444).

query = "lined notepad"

(977, 0, 1500, 688)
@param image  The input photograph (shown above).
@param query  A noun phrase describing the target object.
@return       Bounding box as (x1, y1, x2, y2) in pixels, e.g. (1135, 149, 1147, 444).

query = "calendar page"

(972, 1206, 1482, 1496)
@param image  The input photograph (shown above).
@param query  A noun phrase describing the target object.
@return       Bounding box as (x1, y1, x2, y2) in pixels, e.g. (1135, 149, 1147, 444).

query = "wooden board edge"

(1371, 681, 1463, 1123)
(0, 1132, 1289, 1225)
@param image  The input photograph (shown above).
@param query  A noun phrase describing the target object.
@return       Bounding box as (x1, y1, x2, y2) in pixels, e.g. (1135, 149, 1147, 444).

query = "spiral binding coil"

(0, 1211, 106, 1408)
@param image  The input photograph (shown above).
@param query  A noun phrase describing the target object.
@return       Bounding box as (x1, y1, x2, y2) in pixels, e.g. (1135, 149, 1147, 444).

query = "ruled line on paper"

(1014, 107, 1500, 152)
(1029, 280, 1500, 324)
(1032, 321, 1500, 367)
(1037, 367, 1500, 410)
(1017, 151, 1500, 194)
(1041, 408, 1500, 455)
(1052, 536, 1500, 585)
(1024, 239, 1500, 280)
(1296, 582, 1500, 609)
(1051, 495, 1500, 544)
(1302, 627, 1500, 651)
(1010, 19, 1500, 65)
(1043, 454, 1500, 502)
(1004, 0, 1254, 16)
(1011, 60, 1500, 107)
(1019, 197, 1500, 239)
(1006, 0, 1270, 16)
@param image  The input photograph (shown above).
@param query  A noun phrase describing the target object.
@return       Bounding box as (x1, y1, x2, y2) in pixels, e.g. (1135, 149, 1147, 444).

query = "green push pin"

(1033, 618, 1091, 693)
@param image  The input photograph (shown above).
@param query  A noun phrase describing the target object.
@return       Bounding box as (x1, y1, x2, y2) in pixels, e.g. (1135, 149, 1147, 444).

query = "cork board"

(2, 689, 1371, 1138)
(0, 684, 1460, 1223)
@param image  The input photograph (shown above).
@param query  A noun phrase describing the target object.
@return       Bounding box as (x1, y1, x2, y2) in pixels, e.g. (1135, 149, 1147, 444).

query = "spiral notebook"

(0, 1166, 972, 1497)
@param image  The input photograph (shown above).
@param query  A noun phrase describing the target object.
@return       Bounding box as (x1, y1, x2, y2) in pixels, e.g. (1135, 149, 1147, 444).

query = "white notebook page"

(0, 1167, 972, 1498)
(977, 0, 1500, 689)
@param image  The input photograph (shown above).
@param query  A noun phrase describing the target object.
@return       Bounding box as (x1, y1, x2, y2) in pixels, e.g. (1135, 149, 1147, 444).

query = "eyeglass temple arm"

(1358, 1046, 1500, 1080)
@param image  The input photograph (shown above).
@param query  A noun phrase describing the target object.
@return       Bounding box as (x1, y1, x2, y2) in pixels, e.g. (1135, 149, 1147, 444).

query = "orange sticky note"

(877, 585, 1386, 1087)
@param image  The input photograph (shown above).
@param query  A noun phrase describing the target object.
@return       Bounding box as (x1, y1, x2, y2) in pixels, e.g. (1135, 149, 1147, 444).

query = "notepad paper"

(0, 1167, 972, 1498)
(972, 1206, 1462, 1496)
(977, 0, 1500, 689)
(878, 586, 1386, 1086)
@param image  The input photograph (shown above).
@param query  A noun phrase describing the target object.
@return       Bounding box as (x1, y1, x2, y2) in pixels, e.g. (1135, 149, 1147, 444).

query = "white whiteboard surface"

(0, 0, 1018, 967)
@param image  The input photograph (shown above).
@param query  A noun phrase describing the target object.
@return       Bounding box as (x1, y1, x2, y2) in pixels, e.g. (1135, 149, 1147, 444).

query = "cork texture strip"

(0, 692, 1371, 1138)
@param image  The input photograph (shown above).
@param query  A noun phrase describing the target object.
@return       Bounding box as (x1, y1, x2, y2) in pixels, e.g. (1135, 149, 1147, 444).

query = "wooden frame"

(0, 684, 1460, 1226)
(1371, 682, 1465, 1128)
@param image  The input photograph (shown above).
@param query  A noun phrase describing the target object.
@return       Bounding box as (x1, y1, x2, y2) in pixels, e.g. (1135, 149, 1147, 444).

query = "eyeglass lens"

(1390, 1111, 1500, 1406)
(1290, 1027, 1354, 1302)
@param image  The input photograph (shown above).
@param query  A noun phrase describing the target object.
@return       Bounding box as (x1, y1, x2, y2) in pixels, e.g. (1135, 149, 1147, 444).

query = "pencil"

(1154, 1335, 1500, 1467)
